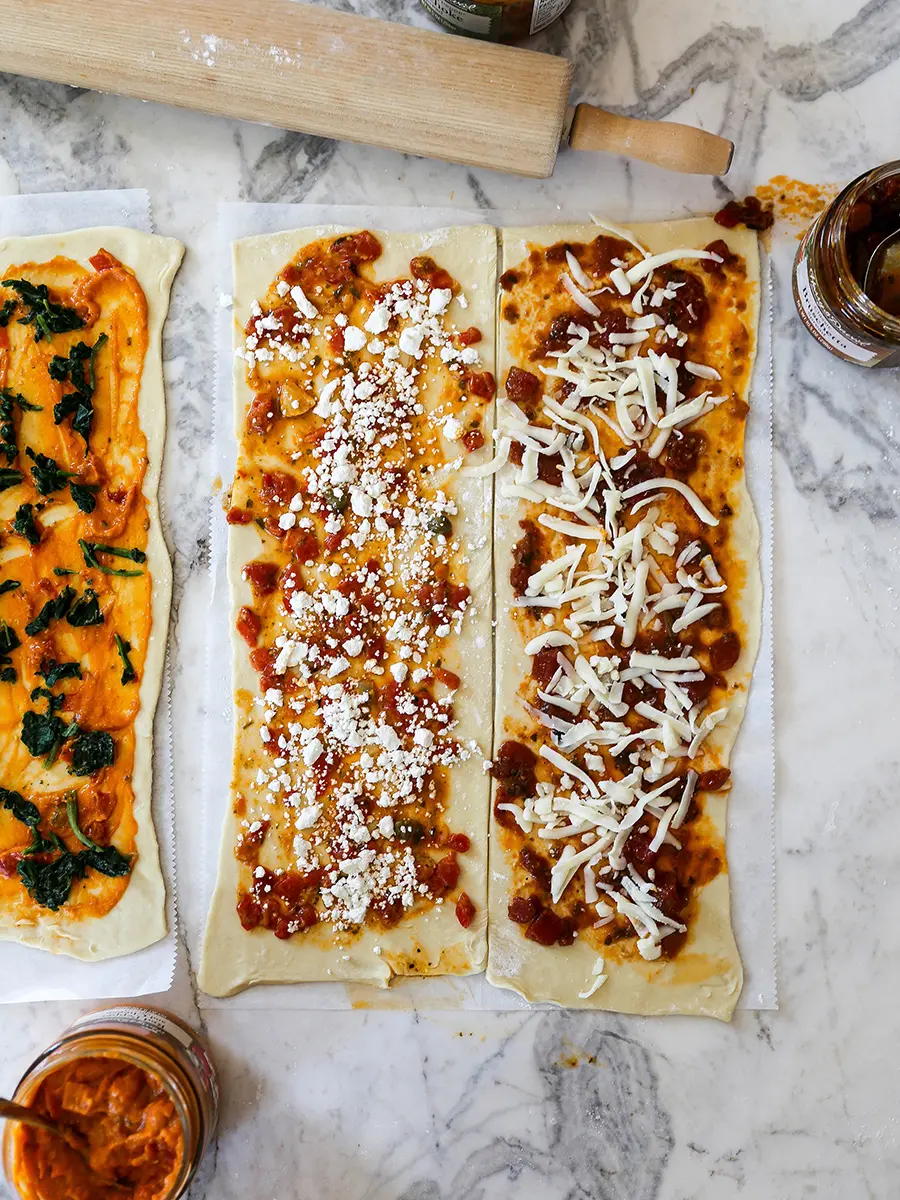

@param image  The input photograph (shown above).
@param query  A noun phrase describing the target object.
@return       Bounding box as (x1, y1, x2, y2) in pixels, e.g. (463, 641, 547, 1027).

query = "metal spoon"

(862, 229, 900, 316)
(0, 1097, 129, 1191)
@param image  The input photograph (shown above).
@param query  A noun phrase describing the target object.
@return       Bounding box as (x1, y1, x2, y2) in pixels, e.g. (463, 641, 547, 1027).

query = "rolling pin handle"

(568, 104, 733, 176)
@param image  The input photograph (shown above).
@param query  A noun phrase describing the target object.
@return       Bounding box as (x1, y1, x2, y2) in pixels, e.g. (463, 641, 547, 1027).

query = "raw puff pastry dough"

(0, 227, 183, 961)
(200, 226, 496, 996)
(486, 219, 761, 1020)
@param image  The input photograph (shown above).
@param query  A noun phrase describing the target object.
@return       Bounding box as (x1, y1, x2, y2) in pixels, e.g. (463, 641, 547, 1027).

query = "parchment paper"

(201, 203, 776, 1012)
(0, 190, 178, 1003)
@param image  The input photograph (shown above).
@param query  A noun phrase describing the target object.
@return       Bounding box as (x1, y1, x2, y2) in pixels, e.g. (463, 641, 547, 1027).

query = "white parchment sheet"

(201, 203, 776, 1012)
(0, 190, 177, 1002)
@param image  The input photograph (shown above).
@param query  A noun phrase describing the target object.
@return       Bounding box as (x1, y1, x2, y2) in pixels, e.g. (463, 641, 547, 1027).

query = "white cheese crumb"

(295, 804, 323, 830)
(428, 288, 452, 315)
(290, 285, 318, 319)
(342, 326, 366, 352)
(399, 326, 424, 357)
(365, 305, 391, 334)
(303, 738, 324, 766)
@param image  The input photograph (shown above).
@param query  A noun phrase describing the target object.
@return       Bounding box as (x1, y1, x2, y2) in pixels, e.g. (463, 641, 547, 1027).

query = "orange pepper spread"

(12, 1056, 183, 1200)
(0, 250, 152, 921)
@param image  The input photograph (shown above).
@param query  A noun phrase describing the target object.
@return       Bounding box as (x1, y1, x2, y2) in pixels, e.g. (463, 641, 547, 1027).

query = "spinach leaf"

(0, 298, 16, 326)
(50, 334, 106, 447)
(69, 482, 98, 513)
(53, 389, 94, 445)
(26, 447, 72, 494)
(0, 399, 13, 466)
(0, 787, 41, 830)
(17, 851, 86, 910)
(80, 844, 133, 876)
(0, 580, 21, 596)
(53, 567, 76, 577)
(48, 334, 106, 395)
(21, 710, 70, 766)
(48, 340, 91, 386)
(39, 658, 82, 687)
(12, 502, 41, 545)
(25, 586, 75, 636)
(0, 467, 23, 491)
(25, 446, 99, 511)
(0, 788, 51, 854)
(0, 621, 20, 682)
(5, 786, 130, 909)
(66, 794, 131, 877)
(30, 686, 65, 713)
(68, 729, 115, 776)
(79, 540, 145, 577)
(11, 393, 41, 413)
(0, 621, 20, 656)
(0, 390, 42, 466)
(0, 279, 84, 343)
(66, 588, 103, 627)
(114, 633, 136, 684)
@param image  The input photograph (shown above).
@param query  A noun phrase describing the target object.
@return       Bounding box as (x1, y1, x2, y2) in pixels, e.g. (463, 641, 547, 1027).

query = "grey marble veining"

(2, 0, 900, 1196)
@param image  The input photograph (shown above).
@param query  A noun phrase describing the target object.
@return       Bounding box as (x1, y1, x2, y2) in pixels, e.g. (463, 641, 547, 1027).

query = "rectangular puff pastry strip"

(200, 226, 496, 996)
(486, 220, 760, 1020)
(0, 227, 183, 961)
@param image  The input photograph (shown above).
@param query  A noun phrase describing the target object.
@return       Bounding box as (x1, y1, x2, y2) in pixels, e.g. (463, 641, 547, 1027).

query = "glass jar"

(418, 0, 572, 42)
(3, 1005, 218, 1200)
(793, 160, 900, 367)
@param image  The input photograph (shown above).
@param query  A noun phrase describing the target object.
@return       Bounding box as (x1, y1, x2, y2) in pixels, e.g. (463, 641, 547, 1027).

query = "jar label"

(74, 1004, 194, 1047)
(530, 0, 571, 32)
(71, 1006, 220, 1110)
(419, 0, 498, 36)
(794, 255, 879, 363)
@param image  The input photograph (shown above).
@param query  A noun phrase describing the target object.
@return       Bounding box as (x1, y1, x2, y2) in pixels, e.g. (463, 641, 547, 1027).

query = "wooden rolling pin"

(0, 0, 732, 178)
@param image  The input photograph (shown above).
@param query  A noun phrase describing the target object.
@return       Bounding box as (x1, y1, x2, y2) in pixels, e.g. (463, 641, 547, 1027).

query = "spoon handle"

(0, 1097, 61, 1136)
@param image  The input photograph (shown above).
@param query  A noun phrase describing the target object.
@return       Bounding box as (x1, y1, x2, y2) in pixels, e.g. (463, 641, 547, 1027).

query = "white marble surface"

(2, 0, 900, 1195)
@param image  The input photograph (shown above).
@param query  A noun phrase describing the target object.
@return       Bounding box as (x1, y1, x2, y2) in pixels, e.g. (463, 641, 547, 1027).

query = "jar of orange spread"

(2, 1007, 218, 1200)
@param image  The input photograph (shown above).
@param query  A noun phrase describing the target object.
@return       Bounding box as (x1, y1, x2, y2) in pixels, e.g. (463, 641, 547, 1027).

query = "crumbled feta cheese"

(342, 325, 366, 352)
(428, 288, 452, 315)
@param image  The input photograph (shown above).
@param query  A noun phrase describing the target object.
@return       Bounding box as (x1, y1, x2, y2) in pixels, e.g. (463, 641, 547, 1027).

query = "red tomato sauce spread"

(228, 231, 489, 944)
(494, 225, 757, 965)
(12, 1057, 183, 1200)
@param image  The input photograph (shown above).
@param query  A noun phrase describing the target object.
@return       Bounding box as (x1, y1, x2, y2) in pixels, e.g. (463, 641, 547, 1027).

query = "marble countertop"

(2, 1, 900, 1196)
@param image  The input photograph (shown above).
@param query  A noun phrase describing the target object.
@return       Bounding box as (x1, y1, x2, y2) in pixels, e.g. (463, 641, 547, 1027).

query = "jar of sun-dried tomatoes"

(793, 160, 900, 366)
(3, 1006, 218, 1200)
(419, 0, 572, 41)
